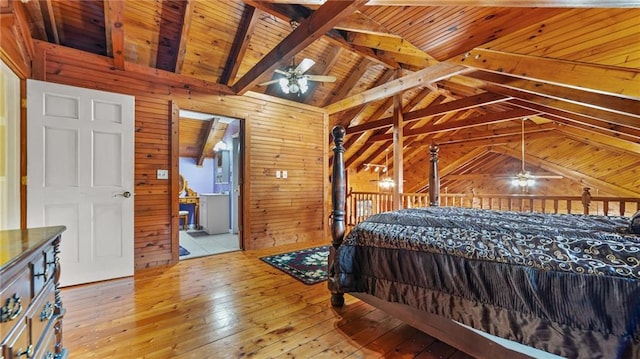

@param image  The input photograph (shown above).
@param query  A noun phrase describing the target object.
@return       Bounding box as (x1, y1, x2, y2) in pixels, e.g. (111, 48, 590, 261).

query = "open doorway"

(177, 109, 242, 259)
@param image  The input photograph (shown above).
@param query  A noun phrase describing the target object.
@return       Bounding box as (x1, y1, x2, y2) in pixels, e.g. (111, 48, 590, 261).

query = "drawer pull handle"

(34, 268, 50, 279)
(0, 293, 22, 323)
(40, 301, 54, 321)
(16, 344, 33, 358)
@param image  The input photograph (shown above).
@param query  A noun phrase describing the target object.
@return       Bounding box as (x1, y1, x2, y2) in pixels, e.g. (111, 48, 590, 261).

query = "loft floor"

(62, 242, 474, 358)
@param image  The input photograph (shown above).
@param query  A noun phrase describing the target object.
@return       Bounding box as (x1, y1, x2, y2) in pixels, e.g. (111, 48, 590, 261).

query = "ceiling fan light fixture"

(278, 76, 307, 95)
(378, 177, 395, 189)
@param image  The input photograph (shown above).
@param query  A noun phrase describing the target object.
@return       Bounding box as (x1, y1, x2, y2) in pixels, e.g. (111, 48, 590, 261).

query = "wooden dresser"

(0, 226, 67, 359)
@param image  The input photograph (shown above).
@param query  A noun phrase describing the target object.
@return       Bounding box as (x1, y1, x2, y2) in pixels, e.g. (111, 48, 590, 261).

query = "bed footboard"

(328, 126, 346, 307)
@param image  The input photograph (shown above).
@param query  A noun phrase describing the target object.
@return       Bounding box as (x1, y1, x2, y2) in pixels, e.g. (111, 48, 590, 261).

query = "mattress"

(331, 207, 640, 358)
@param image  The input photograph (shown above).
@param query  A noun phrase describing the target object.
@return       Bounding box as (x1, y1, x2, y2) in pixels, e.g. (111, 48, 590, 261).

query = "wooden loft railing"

(346, 188, 640, 227)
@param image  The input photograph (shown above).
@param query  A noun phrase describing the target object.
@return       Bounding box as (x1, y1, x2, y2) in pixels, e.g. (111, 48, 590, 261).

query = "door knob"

(115, 191, 132, 198)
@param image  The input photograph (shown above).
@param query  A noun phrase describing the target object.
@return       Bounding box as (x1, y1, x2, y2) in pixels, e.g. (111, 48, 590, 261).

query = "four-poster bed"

(327, 126, 640, 359)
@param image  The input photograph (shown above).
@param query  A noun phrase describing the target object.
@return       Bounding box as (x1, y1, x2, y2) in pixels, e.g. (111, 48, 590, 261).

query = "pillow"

(630, 211, 640, 234)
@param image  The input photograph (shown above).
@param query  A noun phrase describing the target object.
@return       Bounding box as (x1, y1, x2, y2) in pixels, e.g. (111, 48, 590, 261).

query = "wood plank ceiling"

(17, 0, 640, 197)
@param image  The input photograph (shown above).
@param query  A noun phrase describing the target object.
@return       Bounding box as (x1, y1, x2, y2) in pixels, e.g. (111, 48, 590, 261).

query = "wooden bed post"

(429, 144, 440, 207)
(328, 126, 346, 307)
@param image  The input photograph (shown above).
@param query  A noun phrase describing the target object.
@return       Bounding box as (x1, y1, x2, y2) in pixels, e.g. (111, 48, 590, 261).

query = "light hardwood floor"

(62, 242, 475, 358)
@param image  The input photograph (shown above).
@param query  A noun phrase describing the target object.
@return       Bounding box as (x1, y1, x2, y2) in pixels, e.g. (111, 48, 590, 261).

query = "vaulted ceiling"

(16, 0, 640, 196)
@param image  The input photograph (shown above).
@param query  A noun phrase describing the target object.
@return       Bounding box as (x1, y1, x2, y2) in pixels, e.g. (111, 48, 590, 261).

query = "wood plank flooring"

(61, 242, 475, 358)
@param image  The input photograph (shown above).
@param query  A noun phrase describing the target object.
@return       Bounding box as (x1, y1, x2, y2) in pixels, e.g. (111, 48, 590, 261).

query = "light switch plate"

(157, 169, 169, 179)
(275, 170, 281, 178)
(282, 171, 288, 179)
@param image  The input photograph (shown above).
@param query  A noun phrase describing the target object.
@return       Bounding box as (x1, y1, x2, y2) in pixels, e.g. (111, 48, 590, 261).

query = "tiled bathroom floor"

(179, 230, 240, 260)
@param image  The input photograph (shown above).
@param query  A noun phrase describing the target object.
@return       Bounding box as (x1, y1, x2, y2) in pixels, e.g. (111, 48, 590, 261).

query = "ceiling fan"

(258, 58, 336, 95)
(511, 119, 562, 189)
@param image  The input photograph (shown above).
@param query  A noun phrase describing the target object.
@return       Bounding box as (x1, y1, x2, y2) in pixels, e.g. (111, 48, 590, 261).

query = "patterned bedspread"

(331, 207, 640, 358)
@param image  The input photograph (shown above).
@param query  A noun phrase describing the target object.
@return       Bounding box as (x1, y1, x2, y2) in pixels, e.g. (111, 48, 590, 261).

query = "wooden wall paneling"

(170, 102, 179, 264)
(36, 40, 327, 268)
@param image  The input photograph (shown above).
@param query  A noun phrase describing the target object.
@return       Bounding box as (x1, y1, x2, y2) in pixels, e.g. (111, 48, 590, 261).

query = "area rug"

(187, 231, 210, 238)
(260, 245, 330, 285)
(179, 245, 190, 256)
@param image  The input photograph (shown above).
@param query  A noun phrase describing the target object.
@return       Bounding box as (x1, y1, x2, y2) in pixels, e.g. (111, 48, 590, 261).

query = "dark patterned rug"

(179, 245, 190, 256)
(260, 245, 330, 285)
(187, 231, 210, 238)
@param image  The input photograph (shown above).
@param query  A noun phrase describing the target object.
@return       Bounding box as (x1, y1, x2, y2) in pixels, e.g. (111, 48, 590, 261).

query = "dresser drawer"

(30, 244, 55, 297)
(0, 269, 31, 338)
(29, 280, 56, 350)
(32, 318, 57, 359)
(2, 318, 31, 359)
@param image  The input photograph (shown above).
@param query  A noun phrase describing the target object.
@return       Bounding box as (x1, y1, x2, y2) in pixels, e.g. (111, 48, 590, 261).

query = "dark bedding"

(331, 207, 640, 359)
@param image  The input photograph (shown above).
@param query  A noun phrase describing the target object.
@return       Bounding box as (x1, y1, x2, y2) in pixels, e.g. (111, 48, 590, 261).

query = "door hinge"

(21, 176, 28, 185)
(21, 99, 27, 108)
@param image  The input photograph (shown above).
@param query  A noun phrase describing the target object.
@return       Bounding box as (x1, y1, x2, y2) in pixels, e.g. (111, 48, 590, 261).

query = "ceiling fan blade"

(257, 79, 281, 86)
(295, 58, 315, 74)
(305, 75, 337, 83)
(274, 69, 289, 76)
(531, 175, 564, 179)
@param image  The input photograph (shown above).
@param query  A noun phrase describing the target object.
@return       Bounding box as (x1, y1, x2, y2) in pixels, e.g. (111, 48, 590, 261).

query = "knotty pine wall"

(27, 41, 328, 269)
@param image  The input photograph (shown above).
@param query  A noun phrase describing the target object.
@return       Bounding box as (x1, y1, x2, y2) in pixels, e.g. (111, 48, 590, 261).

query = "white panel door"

(27, 79, 134, 287)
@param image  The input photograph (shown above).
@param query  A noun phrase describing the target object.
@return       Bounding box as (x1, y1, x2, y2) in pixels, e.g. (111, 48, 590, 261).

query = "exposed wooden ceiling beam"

(508, 99, 640, 140)
(324, 30, 399, 69)
(346, 32, 437, 64)
(490, 146, 640, 197)
(451, 48, 640, 100)
(433, 123, 556, 146)
(334, 11, 400, 38)
(345, 87, 433, 169)
(466, 71, 640, 119)
(258, 0, 640, 6)
(477, 81, 640, 130)
(325, 62, 470, 114)
(409, 147, 489, 193)
(40, 0, 59, 44)
(104, 0, 124, 70)
(197, 118, 219, 166)
(322, 58, 372, 107)
(370, 108, 538, 142)
(220, 4, 258, 85)
(232, 0, 367, 95)
(557, 125, 640, 158)
(347, 92, 510, 135)
(174, 0, 196, 74)
(33, 40, 235, 95)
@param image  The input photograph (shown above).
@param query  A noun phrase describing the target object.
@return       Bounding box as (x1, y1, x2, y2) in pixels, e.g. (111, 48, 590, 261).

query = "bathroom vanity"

(199, 193, 230, 235)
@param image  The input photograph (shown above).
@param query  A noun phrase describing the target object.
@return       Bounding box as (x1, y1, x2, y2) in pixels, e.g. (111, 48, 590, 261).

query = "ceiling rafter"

(347, 92, 510, 135)
(220, 4, 259, 85)
(40, 0, 59, 44)
(466, 71, 640, 119)
(480, 82, 640, 130)
(322, 58, 372, 107)
(490, 146, 640, 197)
(196, 118, 219, 166)
(451, 48, 640, 100)
(409, 147, 489, 193)
(369, 108, 539, 142)
(232, 0, 367, 95)
(104, 0, 124, 70)
(325, 62, 470, 114)
(324, 30, 399, 69)
(174, 0, 196, 74)
(508, 99, 640, 140)
(557, 125, 640, 157)
(262, 0, 640, 7)
(348, 88, 434, 170)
